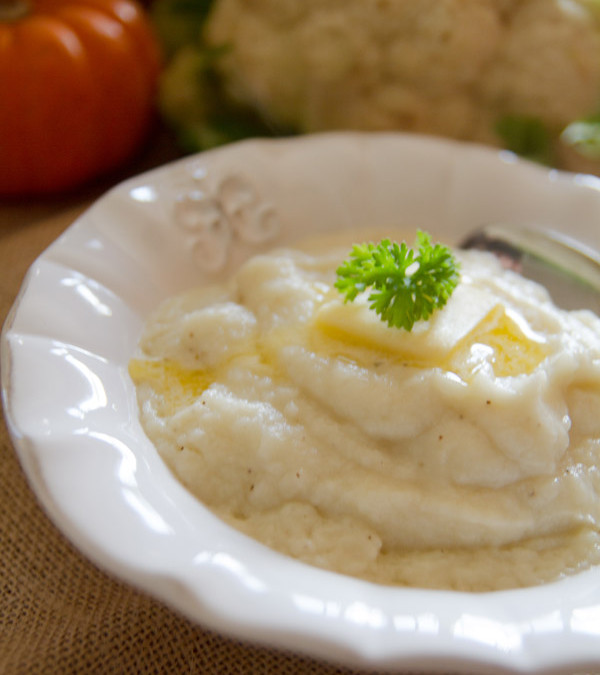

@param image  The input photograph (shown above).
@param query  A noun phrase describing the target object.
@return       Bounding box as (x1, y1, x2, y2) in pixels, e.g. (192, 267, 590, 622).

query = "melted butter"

(312, 303, 550, 378)
(129, 358, 213, 414)
(310, 324, 434, 369)
(130, 292, 551, 414)
(129, 341, 285, 414)
(450, 305, 550, 378)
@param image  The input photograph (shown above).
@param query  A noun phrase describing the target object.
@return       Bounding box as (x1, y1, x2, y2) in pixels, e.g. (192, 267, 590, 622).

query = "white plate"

(3, 132, 600, 674)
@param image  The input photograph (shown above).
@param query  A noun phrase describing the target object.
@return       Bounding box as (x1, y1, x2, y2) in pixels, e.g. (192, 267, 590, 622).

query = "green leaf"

(334, 232, 460, 331)
(495, 115, 554, 165)
(151, 0, 216, 58)
(561, 114, 600, 159)
(157, 43, 294, 153)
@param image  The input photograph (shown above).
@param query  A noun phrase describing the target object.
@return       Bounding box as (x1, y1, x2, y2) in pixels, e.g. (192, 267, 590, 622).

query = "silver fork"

(461, 224, 600, 315)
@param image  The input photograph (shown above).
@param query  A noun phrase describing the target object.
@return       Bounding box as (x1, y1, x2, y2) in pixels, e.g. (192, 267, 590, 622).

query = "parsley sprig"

(334, 231, 460, 331)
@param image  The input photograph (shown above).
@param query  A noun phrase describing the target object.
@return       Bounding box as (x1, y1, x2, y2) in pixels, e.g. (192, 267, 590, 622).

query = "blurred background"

(3, 0, 600, 218)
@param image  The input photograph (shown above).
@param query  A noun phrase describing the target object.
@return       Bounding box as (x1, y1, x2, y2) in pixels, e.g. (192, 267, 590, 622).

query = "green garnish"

(334, 231, 460, 331)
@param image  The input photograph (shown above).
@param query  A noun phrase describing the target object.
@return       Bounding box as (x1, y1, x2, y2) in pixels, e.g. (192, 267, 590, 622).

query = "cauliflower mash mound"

(131, 234, 600, 591)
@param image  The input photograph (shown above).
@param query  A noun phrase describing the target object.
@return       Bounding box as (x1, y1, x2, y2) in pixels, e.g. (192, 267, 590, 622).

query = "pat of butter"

(314, 281, 499, 363)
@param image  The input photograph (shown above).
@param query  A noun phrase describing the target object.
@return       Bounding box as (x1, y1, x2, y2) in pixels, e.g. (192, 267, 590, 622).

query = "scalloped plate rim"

(3, 132, 600, 674)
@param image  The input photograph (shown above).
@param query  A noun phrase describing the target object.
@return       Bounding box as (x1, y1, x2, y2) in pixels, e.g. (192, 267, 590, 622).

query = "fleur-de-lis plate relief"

(173, 165, 281, 272)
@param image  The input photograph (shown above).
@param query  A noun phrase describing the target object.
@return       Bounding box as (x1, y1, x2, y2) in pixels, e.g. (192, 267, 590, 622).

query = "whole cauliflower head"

(204, 0, 600, 170)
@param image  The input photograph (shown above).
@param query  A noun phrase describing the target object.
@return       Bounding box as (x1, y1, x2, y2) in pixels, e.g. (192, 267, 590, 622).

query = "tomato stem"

(0, 0, 30, 22)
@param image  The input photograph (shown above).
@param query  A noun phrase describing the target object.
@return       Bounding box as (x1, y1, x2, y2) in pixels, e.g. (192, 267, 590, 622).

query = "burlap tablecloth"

(0, 200, 410, 675)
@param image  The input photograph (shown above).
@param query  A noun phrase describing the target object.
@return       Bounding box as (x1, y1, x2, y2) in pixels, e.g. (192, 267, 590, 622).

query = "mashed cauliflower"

(130, 233, 600, 591)
(199, 0, 600, 171)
